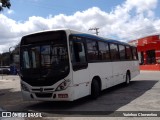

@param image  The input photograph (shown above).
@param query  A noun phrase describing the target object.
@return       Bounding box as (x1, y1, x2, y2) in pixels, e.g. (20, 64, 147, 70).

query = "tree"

(0, 0, 11, 11)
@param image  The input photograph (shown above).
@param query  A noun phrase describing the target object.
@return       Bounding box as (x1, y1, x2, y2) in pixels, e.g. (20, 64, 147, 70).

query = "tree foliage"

(0, 0, 11, 11)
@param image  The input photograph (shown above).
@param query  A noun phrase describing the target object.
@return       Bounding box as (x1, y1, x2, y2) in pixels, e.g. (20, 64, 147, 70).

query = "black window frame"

(86, 38, 99, 62)
(109, 43, 120, 61)
(69, 34, 139, 63)
(125, 46, 133, 60)
(98, 41, 111, 61)
(118, 44, 126, 61)
(69, 35, 88, 71)
(131, 47, 138, 60)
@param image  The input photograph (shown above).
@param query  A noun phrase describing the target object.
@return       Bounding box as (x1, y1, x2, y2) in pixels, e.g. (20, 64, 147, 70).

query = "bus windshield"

(22, 44, 68, 70)
(20, 31, 69, 86)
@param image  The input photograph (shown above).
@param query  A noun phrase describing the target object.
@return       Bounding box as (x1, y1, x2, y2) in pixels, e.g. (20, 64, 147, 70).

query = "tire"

(125, 73, 130, 86)
(91, 79, 100, 99)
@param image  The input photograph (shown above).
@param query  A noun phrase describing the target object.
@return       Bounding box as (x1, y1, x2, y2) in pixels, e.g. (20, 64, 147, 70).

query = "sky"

(0, 0, 160, 53)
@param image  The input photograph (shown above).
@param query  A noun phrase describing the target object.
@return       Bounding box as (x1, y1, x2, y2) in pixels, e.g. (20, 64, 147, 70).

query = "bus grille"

(35, 93, 52, 98)
(32, 88, 54, 92)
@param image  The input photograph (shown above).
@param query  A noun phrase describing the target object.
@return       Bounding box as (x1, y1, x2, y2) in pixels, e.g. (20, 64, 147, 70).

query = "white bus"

(20, 28, 139, 101)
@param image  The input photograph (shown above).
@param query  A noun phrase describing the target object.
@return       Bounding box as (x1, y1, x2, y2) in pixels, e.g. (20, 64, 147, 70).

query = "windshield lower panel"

(20, 31, 69, 86)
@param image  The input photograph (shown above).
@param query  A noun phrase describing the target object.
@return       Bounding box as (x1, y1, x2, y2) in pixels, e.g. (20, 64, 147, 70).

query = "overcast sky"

(0, 0, 160, 53)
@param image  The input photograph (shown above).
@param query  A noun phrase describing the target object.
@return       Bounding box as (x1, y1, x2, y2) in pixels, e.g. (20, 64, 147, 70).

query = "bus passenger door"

(69, 36, 89, 99)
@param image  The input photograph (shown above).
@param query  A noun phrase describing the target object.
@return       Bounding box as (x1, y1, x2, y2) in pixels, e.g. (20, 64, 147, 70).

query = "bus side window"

(70, 36, 87, 71)
(86, 39, 99, 61)
(73, 42, 86, 63)
(109, 43, 120, 61)
(119, 45, 126, 60)
(98, 41, 110, 61)
(126, 46, 132, 60)
(132, 47, 138, 60)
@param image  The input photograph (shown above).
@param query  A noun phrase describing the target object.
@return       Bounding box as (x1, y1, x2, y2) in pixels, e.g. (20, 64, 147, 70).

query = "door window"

(70, 36, 87, 71)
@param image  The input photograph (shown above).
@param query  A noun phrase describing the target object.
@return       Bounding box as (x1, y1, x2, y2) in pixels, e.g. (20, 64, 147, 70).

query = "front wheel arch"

(91, 76, 101, 99)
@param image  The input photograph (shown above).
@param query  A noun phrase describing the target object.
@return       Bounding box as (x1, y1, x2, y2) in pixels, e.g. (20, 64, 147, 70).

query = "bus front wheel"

(91, 79, 100, 99)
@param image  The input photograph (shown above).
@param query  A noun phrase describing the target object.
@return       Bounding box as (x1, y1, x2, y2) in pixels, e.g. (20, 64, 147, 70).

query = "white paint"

(20, 29, 140, 101)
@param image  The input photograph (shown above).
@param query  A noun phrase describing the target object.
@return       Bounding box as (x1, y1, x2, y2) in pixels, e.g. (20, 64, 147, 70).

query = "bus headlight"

(56, 79, 71, 91)
(21, 83, 29, 92)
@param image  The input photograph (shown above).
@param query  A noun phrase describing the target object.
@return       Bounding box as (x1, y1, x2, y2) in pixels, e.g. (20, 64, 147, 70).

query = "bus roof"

(68, 29, 131, 46)
(22, 28, 131, 46)
(71, 33, 130, 46)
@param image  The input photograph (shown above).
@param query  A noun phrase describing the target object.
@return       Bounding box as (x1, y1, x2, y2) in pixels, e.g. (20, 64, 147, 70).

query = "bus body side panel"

(131, 61, 140, 79)
(113, 60, 139, 85)
(71, 69, 90, 100)
(114, 60, 139, 84)
(122, 61, 139, 80)
(117, 61, 133, 84)
(112, 62, 125, 85)
(88, 62, 113, 90)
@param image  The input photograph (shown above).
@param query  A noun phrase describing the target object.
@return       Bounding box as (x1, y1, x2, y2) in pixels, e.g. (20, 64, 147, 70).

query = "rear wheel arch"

(125, 70, 131, 85)
(126, 70, 131, 80)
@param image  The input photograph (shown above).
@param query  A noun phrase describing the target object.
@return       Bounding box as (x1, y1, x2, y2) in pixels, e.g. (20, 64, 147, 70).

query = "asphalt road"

(0, 71, 160, 119)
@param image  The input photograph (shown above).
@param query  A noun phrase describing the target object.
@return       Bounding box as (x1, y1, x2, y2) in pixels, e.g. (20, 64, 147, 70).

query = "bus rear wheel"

(91, 79, 100, 99)
(125, 72, 130, 86)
